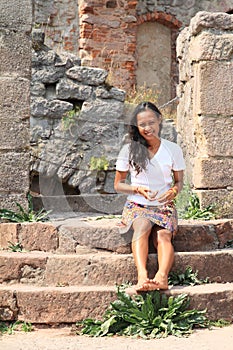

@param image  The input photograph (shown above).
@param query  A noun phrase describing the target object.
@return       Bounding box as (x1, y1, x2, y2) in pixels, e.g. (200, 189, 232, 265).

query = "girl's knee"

(157, 229, 172, 243)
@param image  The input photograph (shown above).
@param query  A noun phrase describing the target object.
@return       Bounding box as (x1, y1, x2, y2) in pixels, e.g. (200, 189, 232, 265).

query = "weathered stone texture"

(0, 29, 31, 78)
(197, 190, 233, 219)
(198, 116, 233, 157)
(0, 223, 18, 249)
(18, 223, 59, 252)
(193, 158, 233, 188)
(0, 288, 18, 321)
(0, 120, 29, 150)
(194, 61, 233, 116)
(177, 12, 233, 217)
(190, 32, 233, 61)
(16, 286, 116, 323)
(0, 152, 29, 193)
(0, 78, 31, 121)
(0, 0, 32, 31)
(0, 252, 47, 284)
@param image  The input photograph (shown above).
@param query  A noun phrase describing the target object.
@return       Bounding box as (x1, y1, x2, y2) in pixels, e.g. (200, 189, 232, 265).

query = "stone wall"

(0, 0, 32, 210)
(30, 29, 177, 210)
(177, 11, 233, 218)
(32, 0, 233, 103)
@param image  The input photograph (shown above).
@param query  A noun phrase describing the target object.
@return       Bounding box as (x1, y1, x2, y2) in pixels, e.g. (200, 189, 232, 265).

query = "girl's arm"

(114, 170, 151, 198)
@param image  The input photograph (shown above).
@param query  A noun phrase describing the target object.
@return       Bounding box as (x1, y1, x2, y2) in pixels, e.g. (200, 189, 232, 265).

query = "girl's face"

(136, 109, 161, 142)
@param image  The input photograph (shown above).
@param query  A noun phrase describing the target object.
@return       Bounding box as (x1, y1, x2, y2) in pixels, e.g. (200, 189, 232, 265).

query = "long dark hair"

(128, 101, 162, 174)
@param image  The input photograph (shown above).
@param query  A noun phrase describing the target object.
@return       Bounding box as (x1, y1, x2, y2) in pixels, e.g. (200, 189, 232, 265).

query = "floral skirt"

(119, 200, 178, 235)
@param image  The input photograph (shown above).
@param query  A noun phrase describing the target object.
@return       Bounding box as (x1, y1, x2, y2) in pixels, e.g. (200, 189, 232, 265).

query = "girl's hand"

(157, 188, 177, 204)
(136, 187, 158, 201)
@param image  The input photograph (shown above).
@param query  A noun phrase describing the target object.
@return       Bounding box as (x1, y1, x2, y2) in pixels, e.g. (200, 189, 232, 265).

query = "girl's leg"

(152, 227, 174, 289)
(131, 218, 152, 287)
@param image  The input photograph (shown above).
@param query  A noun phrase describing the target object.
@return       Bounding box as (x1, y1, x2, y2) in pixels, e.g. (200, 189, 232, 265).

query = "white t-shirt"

(115, 138, 186, 206)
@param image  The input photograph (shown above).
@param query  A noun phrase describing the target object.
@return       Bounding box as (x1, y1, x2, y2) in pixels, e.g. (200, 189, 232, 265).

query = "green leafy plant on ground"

(0, 193, 51, 223)
(175, 185, 216, 220)
(76, 288, 213, 339)
(168, 266, 209, 286)
(0, 321, 33, 335)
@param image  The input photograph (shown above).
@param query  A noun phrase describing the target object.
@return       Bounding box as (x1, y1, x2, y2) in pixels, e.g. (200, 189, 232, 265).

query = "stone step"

(1, 283, 233, 323)
(0, 249, 232, 286)
(0, 217, 232, 253)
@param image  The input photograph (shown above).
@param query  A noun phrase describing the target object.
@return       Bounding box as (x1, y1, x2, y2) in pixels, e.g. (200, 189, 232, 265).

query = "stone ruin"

(30, 29, 177, 214)
(0, 0, 232, 218)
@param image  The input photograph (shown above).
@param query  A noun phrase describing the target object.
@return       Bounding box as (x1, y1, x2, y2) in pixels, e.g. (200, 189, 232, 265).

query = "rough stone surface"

(177, 11, 233, 217)
(0, 152, 30, 193)
(197, 190, 233, 219)
(193, 158, 233, 188)
(0, 288, 18, 321)
(18, 223, 59, 252)
(0, 29, 31, 78)
(0, 223, 19, 249)
(194, 61, 233, 116)
(16, 285, 116, 323)
(1, 283, 233, 323)
(0, 0, 32, 31)
(66, 66, 108, 85)
(0, 252, 47, 284)
(0, 77, 31, 121)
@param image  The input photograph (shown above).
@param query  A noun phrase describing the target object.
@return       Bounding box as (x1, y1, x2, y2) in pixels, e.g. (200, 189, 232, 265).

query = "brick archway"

(135, 11, 182, 102)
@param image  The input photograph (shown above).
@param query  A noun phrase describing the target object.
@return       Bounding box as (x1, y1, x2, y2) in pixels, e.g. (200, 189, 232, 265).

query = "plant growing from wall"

(89, 156, 109, 171)
(62, 107, 80, 133)
(0, 193, 51, 223)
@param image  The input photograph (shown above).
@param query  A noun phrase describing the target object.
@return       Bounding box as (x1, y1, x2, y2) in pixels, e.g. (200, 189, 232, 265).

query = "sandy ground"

(0, 324, 233, 350)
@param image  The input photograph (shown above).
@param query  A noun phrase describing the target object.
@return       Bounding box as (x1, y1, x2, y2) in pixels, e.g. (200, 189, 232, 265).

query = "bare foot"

(152, 272, 169, 290)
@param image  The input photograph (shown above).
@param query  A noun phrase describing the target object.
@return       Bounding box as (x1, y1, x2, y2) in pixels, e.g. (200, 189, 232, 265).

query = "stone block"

(0, 119, 29, 150)
(31, 97, 73, 118)
(215, 220, 233, 249)
(193, 158, 233, 188)
(197, 116, 233, 157)
(56, 78, 93, 100)
(190, 32, 233, 61)
(0, 252, 47, 284)
(18, 223, 59, 252)
(0, 288, 18, 321)
(80, 98, 124, 122)
(174, 221, 218, 251)
(0, 151, 29, 193)
(194, 61, 233, 116)
(197, 189, 233, 218)
(0, 223, 19, 249)
(0, 194, 28, 212)
(0, 29, 31, 78)
(173, 250, 233, 283)
(66, 66, 108, 85)
(16, 286, 116, 323)
(45, 254, 137, 286)
(0, 0, 32, 32)
(0, 77, 30, 120)
(190, 11, 233, 36)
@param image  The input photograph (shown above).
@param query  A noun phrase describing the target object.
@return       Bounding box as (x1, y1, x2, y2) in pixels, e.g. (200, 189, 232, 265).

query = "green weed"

(7, 241, 24, 253)
(168, 266, 209, 286)
(0, 193, 51, 223)
(176, 185, 215, 220)
(76, 288, 211, 339)
(89, 156, 109, 171)
(0, 321, 33, 335)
